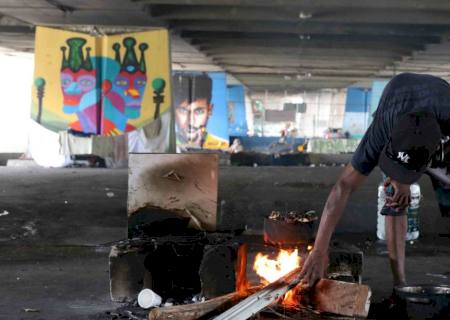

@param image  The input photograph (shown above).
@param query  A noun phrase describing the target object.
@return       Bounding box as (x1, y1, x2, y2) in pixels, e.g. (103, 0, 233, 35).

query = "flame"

(283, 286, 301, 307)
(236, 244, 249, 294)
(253, 249, 302, 306)
(253, 249, 300, 284)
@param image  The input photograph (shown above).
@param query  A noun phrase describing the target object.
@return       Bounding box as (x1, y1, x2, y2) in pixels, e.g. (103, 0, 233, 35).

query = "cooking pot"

(394, 284, 450, 319)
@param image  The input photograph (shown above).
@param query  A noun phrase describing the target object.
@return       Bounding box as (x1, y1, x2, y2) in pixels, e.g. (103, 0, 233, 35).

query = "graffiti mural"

(32, 26, 171, 136)
(173, 72, 229, 151)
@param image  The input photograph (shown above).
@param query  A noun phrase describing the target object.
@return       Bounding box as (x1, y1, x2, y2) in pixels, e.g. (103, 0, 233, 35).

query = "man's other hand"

(298, 249, 329, 288)
(384, 177, 411, 211)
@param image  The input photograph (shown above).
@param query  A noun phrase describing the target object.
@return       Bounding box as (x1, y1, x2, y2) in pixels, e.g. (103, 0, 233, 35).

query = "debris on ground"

(22, 221, 37, 237)
(88, 300, 150, 320)
(23, 308, 40, 312)
(106, 192, 115, 198)
(0, 210, 9, 217)
(268, 210, 317, 223)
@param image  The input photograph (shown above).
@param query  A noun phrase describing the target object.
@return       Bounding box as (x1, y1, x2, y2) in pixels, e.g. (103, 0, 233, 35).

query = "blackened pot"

(263, 217, 316, 246)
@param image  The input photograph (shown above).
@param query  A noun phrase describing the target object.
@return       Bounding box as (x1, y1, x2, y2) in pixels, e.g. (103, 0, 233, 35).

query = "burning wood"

(213, 266, 303, 320)
(148, 291, 247, 320)
(214, 248, 371, 320)
(253, 249, 300, 285)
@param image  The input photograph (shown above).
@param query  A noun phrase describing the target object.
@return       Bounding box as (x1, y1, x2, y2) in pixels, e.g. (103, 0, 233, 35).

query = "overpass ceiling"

(2, 0, 450, 91)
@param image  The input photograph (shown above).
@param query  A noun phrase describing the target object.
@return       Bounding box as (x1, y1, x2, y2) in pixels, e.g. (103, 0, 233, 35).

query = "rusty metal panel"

(128, 153, 218, 231)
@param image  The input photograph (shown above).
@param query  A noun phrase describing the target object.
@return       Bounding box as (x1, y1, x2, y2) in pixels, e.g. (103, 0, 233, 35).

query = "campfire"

(253, 249, 302, 307)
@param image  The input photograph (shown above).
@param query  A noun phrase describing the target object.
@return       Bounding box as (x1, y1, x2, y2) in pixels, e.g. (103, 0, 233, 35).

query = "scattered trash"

(137, 288, 162, 309)
(191, 294, 205, 303)
(23, 308, 40, 313)
(0, 210, 9, 217)
(268, 210, 317, 223)
(22, 221, 37, 237)
(64, 200, 68, 204)
(106, 192, 115, 198)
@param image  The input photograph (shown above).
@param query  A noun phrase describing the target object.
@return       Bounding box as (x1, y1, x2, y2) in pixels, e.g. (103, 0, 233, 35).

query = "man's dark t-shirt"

(351, 73, 450, 176)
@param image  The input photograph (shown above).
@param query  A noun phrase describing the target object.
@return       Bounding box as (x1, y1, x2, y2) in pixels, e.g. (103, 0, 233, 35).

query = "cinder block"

(328, 242, 363, 283)
(109, 245, 147, 302)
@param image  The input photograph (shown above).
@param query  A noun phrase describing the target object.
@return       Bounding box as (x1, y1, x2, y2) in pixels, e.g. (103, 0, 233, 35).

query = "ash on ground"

(268, 210, 317, 223)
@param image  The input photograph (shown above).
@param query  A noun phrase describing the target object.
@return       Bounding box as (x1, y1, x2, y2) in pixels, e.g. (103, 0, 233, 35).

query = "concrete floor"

(0, 167, 449, 319)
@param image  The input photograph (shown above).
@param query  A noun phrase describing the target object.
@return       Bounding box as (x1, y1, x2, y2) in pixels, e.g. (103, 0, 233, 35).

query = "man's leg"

(385, 215, 407, 286)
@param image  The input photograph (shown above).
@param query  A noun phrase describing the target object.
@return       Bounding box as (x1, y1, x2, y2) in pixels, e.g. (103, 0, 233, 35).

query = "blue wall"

(227, 85, 248, 136)
(342, 87, 372, 138)
(207, 72, 229, 143)
(370, 80, 389, 121)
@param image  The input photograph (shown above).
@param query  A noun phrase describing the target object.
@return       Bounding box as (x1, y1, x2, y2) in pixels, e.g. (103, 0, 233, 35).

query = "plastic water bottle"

(406, 184, 421, 240)
(377, 182, 421, 241)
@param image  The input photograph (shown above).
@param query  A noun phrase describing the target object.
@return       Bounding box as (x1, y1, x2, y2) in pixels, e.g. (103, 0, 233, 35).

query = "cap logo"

(397, 152, 410, 164)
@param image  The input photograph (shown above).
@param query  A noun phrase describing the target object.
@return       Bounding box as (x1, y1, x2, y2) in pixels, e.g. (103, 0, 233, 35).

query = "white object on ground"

(106, 192, 115, 198)
(138, 289, 162, 309)
(0, 210, 9, 217)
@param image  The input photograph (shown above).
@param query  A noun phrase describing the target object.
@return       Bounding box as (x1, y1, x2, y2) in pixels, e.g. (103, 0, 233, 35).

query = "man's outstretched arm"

(299, 163, 367, 286)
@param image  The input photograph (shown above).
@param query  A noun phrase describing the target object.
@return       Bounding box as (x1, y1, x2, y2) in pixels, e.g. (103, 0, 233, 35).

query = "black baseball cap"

(379, 111, 441, 184)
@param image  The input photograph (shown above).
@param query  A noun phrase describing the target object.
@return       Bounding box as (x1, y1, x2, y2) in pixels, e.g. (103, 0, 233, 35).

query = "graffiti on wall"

(173, 72, 229, 151)
(32, 27, 171, 136)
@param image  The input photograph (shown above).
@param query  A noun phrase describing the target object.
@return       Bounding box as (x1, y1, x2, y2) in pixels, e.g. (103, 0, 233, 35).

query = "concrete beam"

(222, 65, 379, 76)
(150, 5, 450, 25)
(202, 45, 412, 56)
(182, 31, 440, 45)
(210, 53, 401, 63)
(171, 20, 450, 37)
(213, 57, 390, 68)
(0, 7, 160, 26)
(194, 38, 424, 51)
(136, 0, 450, 11)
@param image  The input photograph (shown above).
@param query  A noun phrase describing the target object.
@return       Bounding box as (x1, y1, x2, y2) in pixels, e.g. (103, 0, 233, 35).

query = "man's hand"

(297, 164, 367, 288)
(298, 249, 329, 288)
(384, 177, 410, 210)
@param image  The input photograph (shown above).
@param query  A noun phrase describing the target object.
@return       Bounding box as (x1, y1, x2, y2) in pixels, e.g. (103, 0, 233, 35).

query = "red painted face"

(112, 70, 147, 119)
(113, 70, 147, 99)
(61, 68, 97, 107)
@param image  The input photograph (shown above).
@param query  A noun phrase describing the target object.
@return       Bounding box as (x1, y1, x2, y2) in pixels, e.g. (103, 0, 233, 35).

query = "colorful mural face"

(32, 27, 171, 136)
(173, 72, 229, 151)
(60, 37, 99, 134)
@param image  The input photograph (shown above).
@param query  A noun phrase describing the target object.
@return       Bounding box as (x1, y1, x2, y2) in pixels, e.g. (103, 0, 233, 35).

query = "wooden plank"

(213, 275, 371, 320)
(148, 292, 235, 320)
(310, 279, 371, 318)
(148, 289, 255, 320)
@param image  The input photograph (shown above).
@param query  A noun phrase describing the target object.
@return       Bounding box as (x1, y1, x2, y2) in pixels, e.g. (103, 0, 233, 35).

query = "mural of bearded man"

(173, 73, 214, 149)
